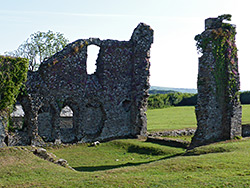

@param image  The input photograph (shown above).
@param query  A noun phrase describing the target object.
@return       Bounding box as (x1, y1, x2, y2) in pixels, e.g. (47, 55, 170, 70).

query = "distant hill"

(150, 86, 197, 94)
(149, 90, 176, 95)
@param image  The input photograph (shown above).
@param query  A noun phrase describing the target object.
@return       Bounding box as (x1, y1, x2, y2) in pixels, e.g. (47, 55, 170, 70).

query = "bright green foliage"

(148, 94, 166, 109)
(148, 93, 197, 109)
(5, 30, 69, 71)
(0, 56, 28, 111)
(148, 92, 250, 108)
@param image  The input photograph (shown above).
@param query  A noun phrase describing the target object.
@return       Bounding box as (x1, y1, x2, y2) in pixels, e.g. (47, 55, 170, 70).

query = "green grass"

(46, 140, 184, 172)
(147, 105, 250, 132)
(163, 135, 193, 142)
(1, 105, 250, 187)
(2, 139, 250, 187)
(147, 106, 196, 132)
(242, 104, 250, 125)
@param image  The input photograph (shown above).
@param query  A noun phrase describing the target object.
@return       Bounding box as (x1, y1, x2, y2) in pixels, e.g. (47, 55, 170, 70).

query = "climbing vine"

(195, 14, 239, 102)
(0, 56, 29, 111)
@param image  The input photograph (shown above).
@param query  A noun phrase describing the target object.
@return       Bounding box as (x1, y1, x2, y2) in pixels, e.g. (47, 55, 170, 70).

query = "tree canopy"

(5, 30, 69, 71)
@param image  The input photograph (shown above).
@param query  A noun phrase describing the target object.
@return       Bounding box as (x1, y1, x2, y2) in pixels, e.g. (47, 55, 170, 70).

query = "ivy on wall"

(0, 56, 29, 111)
(194, 14, 239, 102)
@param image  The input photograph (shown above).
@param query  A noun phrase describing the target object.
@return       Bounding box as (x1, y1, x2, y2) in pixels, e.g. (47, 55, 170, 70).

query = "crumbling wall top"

(190, 14, 241, 149)
(205, 14, 234, 30)
(15, 22, 154, 146)
(130, 23, 154, 53)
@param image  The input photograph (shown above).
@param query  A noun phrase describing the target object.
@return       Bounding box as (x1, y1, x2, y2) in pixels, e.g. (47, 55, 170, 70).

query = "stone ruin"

(0, 111, 8, 147)
(11, 23, 154, 145)
(1, 15, 244, 149)
(189, 15, 242, 148)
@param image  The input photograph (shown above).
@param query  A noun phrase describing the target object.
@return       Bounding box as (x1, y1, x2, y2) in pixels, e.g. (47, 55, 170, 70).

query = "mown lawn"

(47, 140, 184, 172)
(1, 105, 250, 187)
(1, 139, 250, 187)
(147, 104, 250, 132)
(242, 104, 250, 125)
(147, 106, 196, 132)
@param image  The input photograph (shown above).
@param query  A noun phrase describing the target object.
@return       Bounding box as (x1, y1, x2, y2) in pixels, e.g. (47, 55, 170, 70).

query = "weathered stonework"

(18, 23, 153, 145)
(190, 15, 242, 148)
(0, 112, 7, 147)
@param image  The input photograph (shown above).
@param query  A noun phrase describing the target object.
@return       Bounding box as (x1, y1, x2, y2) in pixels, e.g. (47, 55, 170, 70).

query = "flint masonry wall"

(0, 111, 7, 147)
(189, 15, 242, 149)
(18, 23, 153, 145)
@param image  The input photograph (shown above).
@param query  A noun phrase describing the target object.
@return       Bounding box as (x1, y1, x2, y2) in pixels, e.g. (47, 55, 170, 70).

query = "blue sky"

(1, 0, 249, 90)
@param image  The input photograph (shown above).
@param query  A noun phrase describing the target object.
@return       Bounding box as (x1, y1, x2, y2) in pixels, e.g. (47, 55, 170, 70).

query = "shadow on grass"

(73, 153, 183, 172)
(74, 143, 237, 172)
(145, 137, 190, 149)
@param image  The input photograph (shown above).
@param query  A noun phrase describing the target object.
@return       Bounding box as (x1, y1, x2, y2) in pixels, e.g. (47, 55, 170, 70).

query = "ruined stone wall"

(0, 112, 7, 147)
(190, 15, 241, 148)
(18, 23, 153, 145)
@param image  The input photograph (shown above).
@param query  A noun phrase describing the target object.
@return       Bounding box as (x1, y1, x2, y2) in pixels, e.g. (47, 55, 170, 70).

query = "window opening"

(60, 105, 73, 129)
(10, 104, 25, 130)
(86, 45, 100, 74)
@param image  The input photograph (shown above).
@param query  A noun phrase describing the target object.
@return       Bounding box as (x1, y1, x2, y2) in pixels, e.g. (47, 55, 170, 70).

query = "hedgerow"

(148, 91, 250, 109)
(0, 56, 28, 111)
(147, 92, 197, 109)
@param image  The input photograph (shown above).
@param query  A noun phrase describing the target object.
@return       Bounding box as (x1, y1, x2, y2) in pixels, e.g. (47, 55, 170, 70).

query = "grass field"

(1, 105, 250, 187)
(147, 104, 250, 132)
(1, 139, 250, 187)
(147, 106, 196, 132)
(242, 105, 250, 125)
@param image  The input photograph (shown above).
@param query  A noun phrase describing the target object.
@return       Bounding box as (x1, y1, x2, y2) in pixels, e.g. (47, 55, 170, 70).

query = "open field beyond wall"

(147, 104, 250, 132)
(1, 105, 250, 187)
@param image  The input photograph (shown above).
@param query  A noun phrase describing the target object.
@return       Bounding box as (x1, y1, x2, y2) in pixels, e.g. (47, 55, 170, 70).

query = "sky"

(1, 0, 249, 90)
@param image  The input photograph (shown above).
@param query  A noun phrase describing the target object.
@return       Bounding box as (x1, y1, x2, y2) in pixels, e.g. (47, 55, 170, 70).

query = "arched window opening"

(60, 105, 73, 129)
(86, 45, 100, 74)
(11, 104, 25, 117)
(37, 105, 52, 142)
(10, 104, 25, 130)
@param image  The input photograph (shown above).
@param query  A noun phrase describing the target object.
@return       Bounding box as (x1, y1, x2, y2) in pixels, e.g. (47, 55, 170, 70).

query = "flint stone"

(0, 113, 7, 147)
(16, 23, 153, 145)
(190, 15, 241, 149)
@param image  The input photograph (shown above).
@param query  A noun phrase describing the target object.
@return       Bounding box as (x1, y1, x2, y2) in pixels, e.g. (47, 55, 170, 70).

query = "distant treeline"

(149, 90, 177, 95)
(148, 92, 197, 109)
(240, 91, 250, 104)
(148, 91, 250, 109)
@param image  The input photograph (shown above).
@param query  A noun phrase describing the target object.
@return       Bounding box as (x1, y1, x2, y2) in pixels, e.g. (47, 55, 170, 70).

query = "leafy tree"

(5, 30, 69, 71)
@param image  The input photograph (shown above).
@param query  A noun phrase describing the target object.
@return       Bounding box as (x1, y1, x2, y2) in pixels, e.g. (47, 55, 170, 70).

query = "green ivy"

(0, 56, 29, 111)
(195, 14, 239, 103)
